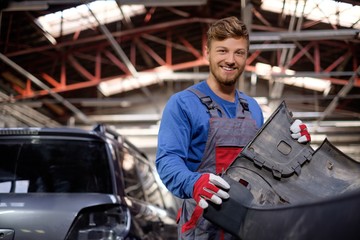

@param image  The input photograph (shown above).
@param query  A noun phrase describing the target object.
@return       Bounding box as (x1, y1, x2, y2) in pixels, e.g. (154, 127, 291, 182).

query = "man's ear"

(205, 46, 209, 62)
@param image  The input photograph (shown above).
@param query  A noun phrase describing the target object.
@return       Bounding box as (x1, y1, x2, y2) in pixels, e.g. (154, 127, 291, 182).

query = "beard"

(219, 76, 238, 86)
(209, 60, 244, 87)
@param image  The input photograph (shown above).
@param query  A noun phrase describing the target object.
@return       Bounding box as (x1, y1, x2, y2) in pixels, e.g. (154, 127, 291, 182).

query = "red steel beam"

(4, 16, 357, 100)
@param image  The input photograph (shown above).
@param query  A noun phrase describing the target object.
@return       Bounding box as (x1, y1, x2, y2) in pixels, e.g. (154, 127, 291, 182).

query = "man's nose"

(225, 53, 235, 64)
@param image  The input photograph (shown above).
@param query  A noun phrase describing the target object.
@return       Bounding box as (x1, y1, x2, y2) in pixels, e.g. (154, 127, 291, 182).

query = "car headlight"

(65, 204, 131, 240)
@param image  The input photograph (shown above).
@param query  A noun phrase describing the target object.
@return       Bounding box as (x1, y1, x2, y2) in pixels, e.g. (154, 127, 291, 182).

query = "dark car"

(0, 124, 179, 240)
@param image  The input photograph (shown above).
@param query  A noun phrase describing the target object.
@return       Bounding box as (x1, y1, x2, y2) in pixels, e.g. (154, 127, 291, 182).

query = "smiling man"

(156, 16, 310, 240)
(155, 16, 263, 239)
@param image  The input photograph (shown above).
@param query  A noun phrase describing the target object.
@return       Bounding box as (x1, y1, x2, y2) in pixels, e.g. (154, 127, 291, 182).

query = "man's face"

(207, 38, 248, 86)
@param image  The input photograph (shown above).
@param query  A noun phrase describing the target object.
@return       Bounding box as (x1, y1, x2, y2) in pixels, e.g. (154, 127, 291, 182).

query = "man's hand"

(193, 173, 230, 209)
(290, 119, 311, 143)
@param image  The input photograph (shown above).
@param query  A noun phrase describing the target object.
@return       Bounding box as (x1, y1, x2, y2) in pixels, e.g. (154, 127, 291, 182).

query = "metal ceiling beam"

(115, 0, 207, 6)
(3, 1, 49, 11)
(5, 18, 216, 58)
(86, 8, 137, 76)
(6, 18, 357, 58)
(0, 53, 92, 125)
(26, 12, 57, 45)
(3, 1, 97, 11)
(250, 43, 296, 51)
(85, 1, 160, 112)
(1, 11, 358, 97)
(7, 67, 358, 100)
(0, 91, 60, 127)
(271, 71, 356, 78)
(317, 65, 360, 122)
(269, 2, 304, 108)
(250, 29, 360, 42)
(116, 2, 154, 68)
(3, 0, 207, 12)
(2, 94, 360, 108)
(338, 0, 360, 6)
(88, 114, 161, 122)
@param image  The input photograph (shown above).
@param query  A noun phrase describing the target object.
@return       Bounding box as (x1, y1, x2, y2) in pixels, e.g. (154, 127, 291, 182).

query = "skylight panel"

(36, 1, 146, 38)
(261, 0, 360, 29)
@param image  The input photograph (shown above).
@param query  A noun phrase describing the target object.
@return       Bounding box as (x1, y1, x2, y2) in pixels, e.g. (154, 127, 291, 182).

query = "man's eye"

(236, 51, 246, 56)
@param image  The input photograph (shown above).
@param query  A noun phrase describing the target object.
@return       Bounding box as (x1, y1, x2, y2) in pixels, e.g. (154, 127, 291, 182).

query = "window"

(261, 0, 360, 29)
(0, 138, 112, 193)
(36, 2, 145, 38)
(121, 145, 165, 209)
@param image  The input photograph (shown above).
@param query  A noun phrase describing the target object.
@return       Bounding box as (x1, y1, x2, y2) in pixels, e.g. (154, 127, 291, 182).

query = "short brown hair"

(207, 16, 249, 49)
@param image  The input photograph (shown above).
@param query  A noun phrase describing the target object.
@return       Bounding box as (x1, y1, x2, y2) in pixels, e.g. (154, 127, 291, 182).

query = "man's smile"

(221, 66, 237, 71)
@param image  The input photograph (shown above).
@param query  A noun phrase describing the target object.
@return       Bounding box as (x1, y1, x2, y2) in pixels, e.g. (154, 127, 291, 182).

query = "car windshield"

(0, 137, 112, 194)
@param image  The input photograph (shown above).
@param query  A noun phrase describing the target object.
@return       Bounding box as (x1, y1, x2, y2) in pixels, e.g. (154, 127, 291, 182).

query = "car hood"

(0, 193, 120, 240)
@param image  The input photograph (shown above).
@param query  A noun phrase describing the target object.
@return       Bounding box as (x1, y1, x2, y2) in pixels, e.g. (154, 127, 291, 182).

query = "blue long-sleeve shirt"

(155, 81, 264, 199)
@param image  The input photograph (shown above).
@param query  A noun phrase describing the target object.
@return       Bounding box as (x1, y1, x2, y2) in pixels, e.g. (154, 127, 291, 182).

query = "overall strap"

(236, 90, 252, 118)
(187, 87, 225, 117)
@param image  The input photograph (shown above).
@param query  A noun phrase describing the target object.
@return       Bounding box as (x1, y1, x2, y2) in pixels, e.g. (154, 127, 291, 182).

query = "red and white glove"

(290, 119, 311, 143)
(193, 173, 230, 209)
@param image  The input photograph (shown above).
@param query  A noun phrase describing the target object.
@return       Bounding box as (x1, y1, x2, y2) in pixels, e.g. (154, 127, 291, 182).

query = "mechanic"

(155, 16, 311, 239)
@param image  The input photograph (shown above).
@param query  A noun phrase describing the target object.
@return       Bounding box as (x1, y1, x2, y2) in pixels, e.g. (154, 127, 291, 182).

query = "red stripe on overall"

(178, 89, 258, 240)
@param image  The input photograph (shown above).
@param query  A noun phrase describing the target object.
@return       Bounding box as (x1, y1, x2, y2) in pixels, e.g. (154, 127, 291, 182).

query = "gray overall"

(178, 87, 259, 240)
